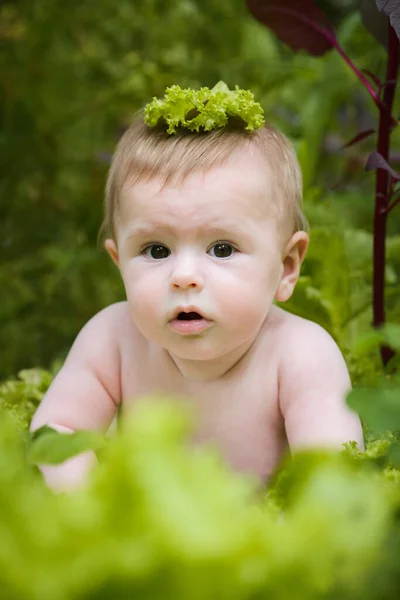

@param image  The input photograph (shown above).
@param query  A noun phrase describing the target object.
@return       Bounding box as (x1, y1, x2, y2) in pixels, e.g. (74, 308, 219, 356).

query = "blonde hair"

(102, 114, 308, 241)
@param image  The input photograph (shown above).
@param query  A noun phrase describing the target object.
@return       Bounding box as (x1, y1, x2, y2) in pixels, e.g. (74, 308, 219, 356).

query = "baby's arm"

(279, 320, 364, 452)
(30, 306, 122, 492)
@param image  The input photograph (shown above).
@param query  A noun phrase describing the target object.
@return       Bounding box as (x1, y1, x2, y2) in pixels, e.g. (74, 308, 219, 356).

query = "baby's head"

(103, 118, 308, 244)
(103, 114, 309, 374)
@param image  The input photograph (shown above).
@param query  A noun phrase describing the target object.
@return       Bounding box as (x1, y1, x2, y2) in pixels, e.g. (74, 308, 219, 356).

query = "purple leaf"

(376, 0, 400, 39)
(361, 0, 389, 47)
(246, 0, 336, 56)
(365, 151, 400, 179)
(343, 129, 376, 148)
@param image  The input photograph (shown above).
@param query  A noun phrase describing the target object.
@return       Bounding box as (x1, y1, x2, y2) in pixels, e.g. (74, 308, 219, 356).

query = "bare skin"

(30, 150, 364, 491)
(30, 301, 364, 491)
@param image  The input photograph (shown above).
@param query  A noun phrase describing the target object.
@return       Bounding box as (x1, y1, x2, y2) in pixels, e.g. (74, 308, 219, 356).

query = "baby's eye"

(208, 242, 236, 259)
(143, 244, 170, 259)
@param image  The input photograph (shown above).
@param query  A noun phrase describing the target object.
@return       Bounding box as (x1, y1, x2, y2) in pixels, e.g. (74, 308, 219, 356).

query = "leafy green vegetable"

(0, 369, 53, 430)
(28, 425, 108, 465)
(144, 82, 265, 134)
(0, 398, 398, 600)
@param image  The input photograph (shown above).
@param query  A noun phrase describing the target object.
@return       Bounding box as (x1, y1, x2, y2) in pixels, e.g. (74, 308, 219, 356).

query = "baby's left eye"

(208, 243, 236, 259)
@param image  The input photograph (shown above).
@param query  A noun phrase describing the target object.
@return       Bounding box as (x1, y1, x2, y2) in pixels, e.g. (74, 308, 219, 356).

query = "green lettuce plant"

(0, 368, 52, 431)
(2, 365, 400, 598)
(0, 397, 398, 600)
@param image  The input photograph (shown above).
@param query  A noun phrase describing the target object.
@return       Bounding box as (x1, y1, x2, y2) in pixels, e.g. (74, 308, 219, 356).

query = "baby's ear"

(275, 231, 309, 303)
(105, 239, 120, 268)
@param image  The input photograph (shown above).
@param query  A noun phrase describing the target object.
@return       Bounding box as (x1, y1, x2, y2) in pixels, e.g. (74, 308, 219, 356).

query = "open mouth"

(177, 312, 203, 321)
(170, 310, 211, 334)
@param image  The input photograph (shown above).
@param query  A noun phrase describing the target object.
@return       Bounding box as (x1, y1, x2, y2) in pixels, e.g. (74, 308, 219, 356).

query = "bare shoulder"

(273, 306, 364, 450)
(63, 302, 134, 403)
(271, 305, 344, 362)
(71, 301, 131, 352)
(29, 302, 135, 433)
(272, 305, 352, 407)
(88, 300, 132, 330)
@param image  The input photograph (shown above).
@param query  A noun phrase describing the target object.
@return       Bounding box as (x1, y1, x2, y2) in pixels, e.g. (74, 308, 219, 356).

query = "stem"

(373, 24, 399, 366)
(386, 194, 400, 213)
(331, 39, 397, 127)
(332, 42, 378, 100)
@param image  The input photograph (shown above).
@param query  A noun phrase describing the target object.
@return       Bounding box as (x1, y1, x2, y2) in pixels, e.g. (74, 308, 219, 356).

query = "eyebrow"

(126, 222, 251, 239)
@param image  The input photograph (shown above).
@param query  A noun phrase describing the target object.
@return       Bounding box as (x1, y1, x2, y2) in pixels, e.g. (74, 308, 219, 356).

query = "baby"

(30, 90, 364, 492)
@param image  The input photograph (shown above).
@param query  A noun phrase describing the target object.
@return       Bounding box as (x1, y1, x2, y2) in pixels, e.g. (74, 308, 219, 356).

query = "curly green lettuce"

(0, 398, 395, 600)
(0, 368, 53, 430)
(144, 81, 265, 134)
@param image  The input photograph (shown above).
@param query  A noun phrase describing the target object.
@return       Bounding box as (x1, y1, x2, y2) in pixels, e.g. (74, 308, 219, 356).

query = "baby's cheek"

(220, 286, 251, 316)
(125, 273, 161, 322)
(221, 276, 272, 325)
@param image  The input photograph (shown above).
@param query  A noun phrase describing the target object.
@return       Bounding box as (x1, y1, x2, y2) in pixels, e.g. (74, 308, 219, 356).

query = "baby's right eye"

(142, 244, 170, 259)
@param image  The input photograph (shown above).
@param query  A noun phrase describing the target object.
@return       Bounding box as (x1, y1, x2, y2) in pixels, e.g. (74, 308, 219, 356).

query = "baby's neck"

(166, 338, 256, 383)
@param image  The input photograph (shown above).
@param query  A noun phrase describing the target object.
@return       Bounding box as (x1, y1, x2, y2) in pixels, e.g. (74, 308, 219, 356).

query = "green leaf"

(381, 324, 400, 350)
(387, 443, 400, 469)
(210, 80, 231, 94)
(28, 425, 108, 465)
(347, 387, 400, 434)
(354, 324, 400, 355)
(354, 330, 385, 355)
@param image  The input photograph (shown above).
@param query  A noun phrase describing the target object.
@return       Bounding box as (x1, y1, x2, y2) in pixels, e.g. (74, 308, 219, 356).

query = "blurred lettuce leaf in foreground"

(28, 425, 108, 465)
(0, 397, 397, 600)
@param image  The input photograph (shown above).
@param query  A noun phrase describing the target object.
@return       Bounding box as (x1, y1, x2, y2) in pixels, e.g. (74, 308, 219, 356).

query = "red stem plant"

(373, 25, 399, 365)
(247, 0, 400, 367)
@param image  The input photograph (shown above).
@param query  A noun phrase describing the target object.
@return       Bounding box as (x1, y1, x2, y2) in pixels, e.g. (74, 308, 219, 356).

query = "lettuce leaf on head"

(144, 81, 265, 134)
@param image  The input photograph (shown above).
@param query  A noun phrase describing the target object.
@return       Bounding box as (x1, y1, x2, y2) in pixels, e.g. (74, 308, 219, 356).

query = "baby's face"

(110, 151, 285, 365)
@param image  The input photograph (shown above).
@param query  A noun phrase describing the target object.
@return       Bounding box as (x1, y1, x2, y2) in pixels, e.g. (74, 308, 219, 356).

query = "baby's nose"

(171, 273, 204, 290)
(170, 258, 204, 290)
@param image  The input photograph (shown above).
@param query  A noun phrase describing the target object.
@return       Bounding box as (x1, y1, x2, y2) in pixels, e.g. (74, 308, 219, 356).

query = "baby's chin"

(165, 338, 223, 360)
(169, 347, 223, 363)
(166, 334, 251, 363)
